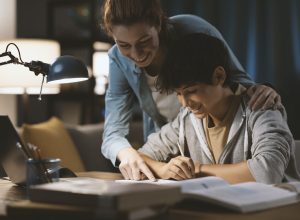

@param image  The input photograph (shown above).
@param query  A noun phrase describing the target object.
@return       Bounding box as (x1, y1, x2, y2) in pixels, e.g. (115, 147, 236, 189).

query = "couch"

(20, 117, 144, 174)
(65, 121, 144, 172)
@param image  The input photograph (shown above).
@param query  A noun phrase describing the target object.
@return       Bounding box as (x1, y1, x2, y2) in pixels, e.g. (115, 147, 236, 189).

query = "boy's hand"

(158, 156, 195, 180)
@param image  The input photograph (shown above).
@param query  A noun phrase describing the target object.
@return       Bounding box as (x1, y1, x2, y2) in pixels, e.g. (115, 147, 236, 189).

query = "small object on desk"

(26, 158, 61, 189)
(27, 143, 53, 183)
(57, 167, 77, 178)
(27, 143, 77, 178)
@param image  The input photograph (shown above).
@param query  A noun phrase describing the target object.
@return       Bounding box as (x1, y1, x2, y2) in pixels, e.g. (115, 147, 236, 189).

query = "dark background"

(16, 0, 300, 139)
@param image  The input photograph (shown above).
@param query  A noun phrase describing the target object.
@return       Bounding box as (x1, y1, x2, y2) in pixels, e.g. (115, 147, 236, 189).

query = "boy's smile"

(175, 68, 233, 122)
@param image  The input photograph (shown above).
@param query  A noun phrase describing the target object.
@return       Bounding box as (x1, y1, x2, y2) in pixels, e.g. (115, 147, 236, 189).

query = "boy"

(138, 33, 299, 184)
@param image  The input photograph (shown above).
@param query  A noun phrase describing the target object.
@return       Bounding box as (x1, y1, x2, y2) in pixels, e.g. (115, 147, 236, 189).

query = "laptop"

(0, 115, 77, 186)
(0, 115, 30, 186)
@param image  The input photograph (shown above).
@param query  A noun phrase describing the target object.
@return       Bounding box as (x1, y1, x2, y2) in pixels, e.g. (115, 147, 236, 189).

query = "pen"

(16, 142, 30, 158)
(27, 143, 52, 183)
(177, 141, 184, 157)
(177, 141, 195, 177)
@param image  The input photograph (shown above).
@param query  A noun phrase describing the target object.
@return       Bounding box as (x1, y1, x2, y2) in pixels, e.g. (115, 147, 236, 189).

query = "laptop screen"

(0, 115, 29, 185)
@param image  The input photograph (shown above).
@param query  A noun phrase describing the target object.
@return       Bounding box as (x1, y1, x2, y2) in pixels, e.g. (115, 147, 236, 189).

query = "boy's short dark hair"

(156, 33, 231, 93)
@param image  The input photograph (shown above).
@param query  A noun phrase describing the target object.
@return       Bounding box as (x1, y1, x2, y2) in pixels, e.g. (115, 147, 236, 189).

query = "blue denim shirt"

(102, 14, 254, 165)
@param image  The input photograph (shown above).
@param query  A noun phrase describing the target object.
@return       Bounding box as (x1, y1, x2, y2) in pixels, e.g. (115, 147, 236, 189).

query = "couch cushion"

(66, 123, 119, 172)
(21, 117, 85, 172)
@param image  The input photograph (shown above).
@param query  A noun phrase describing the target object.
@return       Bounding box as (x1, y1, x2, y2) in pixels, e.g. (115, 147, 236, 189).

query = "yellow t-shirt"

(204, 84, 246, 163)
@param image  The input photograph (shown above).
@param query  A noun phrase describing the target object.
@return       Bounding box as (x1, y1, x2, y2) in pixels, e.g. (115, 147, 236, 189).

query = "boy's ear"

(212, 66, 226, 86)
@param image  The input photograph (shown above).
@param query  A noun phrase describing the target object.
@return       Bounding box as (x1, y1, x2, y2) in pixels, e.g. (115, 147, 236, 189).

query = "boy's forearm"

(139, 154, 166, 178)
(195, 161, 255, 184)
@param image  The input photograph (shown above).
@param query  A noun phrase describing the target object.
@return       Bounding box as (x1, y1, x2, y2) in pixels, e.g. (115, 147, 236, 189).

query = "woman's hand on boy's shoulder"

(247, 84, 281, 111)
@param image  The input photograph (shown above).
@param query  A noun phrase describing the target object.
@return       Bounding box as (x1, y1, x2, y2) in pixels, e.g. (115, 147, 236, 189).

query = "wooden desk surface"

(0, 172, 123, 219)
(169, 199, 300, 220)
(1, 172, 300, 220)
(0, 179, 26, 219)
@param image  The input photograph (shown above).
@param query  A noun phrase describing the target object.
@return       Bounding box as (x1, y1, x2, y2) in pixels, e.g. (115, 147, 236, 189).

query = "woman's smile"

(132, 53, 150, 64)
(111, 22, 160, 68)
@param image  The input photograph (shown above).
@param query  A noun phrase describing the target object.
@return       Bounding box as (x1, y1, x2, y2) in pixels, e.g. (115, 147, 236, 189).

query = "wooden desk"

(0, 179, 26, 219)
(2, 172, 300, 220)
(169, 199, 300, 220)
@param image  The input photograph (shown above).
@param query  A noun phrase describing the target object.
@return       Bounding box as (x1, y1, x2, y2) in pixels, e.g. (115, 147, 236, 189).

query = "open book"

(28, 177, 181, 212)
(117, 177, 300, 213)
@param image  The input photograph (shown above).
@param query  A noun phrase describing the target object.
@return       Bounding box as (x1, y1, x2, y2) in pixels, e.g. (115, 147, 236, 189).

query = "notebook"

(0, 115, 30, 186)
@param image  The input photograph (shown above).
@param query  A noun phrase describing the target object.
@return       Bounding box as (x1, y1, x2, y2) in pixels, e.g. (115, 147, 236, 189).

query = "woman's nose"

(130, 46, 143, 59)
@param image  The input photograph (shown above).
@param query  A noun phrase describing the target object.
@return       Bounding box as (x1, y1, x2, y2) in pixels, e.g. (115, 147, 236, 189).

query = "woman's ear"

(212, 66, 226, 86)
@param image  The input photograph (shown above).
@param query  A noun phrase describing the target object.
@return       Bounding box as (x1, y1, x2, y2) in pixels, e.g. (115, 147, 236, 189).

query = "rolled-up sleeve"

(247, 109, 293, 184)
(101, 55, 136, 166)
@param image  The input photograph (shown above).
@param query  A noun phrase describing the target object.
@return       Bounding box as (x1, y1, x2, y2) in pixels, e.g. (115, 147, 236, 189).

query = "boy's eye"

(184, 89, 197, 95)
(175, 90, 182, 96)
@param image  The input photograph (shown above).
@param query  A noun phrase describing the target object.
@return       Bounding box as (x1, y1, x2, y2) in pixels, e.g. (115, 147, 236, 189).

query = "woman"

(100, 0, 280, 180)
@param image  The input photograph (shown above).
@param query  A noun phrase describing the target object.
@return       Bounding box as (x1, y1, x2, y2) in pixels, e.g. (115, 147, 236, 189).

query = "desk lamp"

(0, 41, 89, 100)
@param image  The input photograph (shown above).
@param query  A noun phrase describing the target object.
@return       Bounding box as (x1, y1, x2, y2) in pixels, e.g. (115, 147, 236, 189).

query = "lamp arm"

(0, 51, 22, 66)
(0, 51, 50, 76)
(0, 49, 51, 101)
(24, 61, 50, 76)
(0, 59, 15, 66)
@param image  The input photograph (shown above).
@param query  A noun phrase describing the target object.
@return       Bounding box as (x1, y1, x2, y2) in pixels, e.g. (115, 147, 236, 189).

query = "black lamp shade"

(47, 55, 89, 84)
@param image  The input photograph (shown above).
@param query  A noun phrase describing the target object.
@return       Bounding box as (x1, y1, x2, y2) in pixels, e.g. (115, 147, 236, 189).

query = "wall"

(0, 0, 17, 125)
(16, 0, 105, 125)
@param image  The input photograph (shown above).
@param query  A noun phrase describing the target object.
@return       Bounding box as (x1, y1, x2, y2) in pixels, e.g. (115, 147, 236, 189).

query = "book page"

(116, 176, 229, 192)
(185, 182, 298, 212)
(275, 181, 300, 193)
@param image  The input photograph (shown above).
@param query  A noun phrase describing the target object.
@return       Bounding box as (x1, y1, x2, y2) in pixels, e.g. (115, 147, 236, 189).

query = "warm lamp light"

(47, 56, 89, 84)
(93, 41, 111, 95)
(93, 51, 109, 95)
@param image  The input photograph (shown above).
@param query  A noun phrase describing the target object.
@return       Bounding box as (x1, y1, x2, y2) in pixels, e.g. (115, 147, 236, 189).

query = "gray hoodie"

(139, 95, 300, 184)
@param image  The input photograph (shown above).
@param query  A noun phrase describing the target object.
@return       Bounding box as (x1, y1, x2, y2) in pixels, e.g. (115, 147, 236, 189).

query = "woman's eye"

(139, 39, 150, 46)
(119, 44, 130, 49)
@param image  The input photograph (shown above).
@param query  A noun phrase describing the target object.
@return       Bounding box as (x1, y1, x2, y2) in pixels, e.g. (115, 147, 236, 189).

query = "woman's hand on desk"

(118, 147, 156, 181)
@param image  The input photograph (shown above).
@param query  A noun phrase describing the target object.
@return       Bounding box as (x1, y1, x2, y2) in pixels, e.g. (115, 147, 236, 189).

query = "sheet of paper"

(116, 176, 228, 192)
